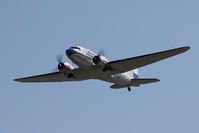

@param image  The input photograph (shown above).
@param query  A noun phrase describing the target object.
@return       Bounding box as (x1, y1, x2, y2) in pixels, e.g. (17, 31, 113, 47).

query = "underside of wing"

(14, 67, 94, 83)
(14, 72, 77, 82)
(108, 46, 190, 74)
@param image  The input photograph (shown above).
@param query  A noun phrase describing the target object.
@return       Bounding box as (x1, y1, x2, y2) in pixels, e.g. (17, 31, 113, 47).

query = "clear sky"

(0, 0, 198, 133)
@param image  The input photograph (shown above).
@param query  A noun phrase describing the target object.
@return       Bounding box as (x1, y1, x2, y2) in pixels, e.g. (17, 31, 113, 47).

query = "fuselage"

(65, 46, 135, 86)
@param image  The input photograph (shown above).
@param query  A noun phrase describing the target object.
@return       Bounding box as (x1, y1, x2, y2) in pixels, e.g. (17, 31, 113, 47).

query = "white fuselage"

(65, 46, 134, 86)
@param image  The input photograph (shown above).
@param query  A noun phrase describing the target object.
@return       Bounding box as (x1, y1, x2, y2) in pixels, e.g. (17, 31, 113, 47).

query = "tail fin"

(132, 69, 139, 79)
(125, 69, 139, 79)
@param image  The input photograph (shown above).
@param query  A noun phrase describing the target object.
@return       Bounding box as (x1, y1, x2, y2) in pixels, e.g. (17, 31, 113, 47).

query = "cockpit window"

(71, 47, 81, 50)
(71, 47, 78, 49)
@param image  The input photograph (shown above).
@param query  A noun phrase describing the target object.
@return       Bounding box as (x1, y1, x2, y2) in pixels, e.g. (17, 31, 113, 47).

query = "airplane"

(14, 46, 190, 92)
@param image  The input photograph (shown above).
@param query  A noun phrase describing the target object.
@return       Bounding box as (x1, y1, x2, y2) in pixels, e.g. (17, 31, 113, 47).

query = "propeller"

(56, 54, 63, 64)
(93, 48, 106, 64)
(98, 48, 106, 56)
(51, 54, 64, 72)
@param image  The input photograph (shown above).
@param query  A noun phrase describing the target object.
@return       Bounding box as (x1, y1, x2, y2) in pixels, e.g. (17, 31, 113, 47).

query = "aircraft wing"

(108, 46, 190, 74)
(14, 72, 76, 82)
(14, 68, 92, 82)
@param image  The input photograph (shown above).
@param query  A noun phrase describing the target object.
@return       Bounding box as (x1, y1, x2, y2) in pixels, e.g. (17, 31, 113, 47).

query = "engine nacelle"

(58, 61, 74, 72)
(93, 55, 108, 66)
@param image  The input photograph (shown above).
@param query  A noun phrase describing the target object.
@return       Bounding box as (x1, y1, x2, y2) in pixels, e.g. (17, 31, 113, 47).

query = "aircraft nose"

(66, 48, 75, 56)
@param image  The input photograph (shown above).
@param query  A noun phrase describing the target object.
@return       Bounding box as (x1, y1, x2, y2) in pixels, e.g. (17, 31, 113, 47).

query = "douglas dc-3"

(14, 46, 190, 92)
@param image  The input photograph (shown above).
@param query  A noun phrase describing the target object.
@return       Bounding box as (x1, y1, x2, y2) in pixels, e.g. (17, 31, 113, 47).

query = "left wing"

(107, 46, 190, 75)
(14, 68, 91, 82)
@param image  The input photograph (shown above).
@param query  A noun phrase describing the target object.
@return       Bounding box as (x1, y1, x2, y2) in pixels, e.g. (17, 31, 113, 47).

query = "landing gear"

(102, 66, 108, 72)
(128, 87, 131, 92)
(67, 73, 74, 78)
(102, 64, 113, 72)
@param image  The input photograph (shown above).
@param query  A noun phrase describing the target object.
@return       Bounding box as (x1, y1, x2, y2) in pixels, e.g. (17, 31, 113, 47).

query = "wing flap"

(108, 46, 190, 74)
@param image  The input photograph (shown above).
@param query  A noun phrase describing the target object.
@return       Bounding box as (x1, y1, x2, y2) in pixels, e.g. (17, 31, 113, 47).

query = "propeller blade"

(51, 68, 59, 73)
(56, 54, 63, 63)
(50, 54, 63, 72)
(98, 48, 105, 56)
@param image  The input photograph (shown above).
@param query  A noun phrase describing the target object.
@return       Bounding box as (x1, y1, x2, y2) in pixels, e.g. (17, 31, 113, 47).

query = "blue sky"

(0, 0, 198, 133)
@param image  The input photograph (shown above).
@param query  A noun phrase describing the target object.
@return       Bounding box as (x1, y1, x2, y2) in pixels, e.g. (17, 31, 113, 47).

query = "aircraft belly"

(97, 73, 131, 85)
(112, 75, 131, 85)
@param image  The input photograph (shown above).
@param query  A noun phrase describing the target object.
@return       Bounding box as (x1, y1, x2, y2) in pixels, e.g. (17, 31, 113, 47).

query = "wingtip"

(175, 46, 190, 54)
(156, 79, 160, 82)
(14, 78, 23, 82)
(183, 46, 191, 51)
(152, 78, 160, 82)
(14, 78, 20, 82)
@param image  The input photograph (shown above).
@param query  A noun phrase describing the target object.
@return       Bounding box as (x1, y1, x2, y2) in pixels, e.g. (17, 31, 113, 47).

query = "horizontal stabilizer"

(110, 78, 159, 89)
(110, 84, 127, 89)
(131, 78, 160, 85)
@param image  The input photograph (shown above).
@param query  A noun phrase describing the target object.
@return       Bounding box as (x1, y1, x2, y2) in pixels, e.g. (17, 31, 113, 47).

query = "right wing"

(14, 72, 77, 82)
(108, 46, 190, 75)
(14, 68, 92, 83)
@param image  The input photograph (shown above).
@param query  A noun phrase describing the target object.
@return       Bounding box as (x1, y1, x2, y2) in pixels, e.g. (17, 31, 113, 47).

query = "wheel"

(67, 73, 74, 78)
(102, 67, 107, 72)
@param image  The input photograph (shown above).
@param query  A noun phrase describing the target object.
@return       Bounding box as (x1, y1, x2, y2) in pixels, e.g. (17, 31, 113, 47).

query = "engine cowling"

(57, 61, 74, 72)
(93, 55, 108, 66)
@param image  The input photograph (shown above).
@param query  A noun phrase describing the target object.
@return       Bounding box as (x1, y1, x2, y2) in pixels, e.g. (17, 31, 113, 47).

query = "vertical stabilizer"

(125, 69, 139, 79)
(132, 69, 139, 79)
